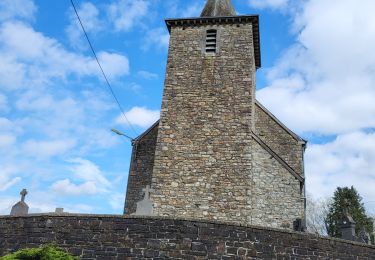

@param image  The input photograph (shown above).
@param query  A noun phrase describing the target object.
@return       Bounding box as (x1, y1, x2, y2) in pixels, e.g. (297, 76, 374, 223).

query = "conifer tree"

(325, 186, 374, 243)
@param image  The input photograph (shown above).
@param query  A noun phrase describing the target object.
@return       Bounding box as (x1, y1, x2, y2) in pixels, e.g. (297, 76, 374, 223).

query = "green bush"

(1, 245, 78, 260)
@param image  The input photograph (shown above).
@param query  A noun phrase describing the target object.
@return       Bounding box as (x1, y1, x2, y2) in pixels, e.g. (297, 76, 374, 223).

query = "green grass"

(1, 245, 78, 260)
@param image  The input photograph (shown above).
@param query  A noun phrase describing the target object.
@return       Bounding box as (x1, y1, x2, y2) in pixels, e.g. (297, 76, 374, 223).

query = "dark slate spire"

(201, 0, 236, 17)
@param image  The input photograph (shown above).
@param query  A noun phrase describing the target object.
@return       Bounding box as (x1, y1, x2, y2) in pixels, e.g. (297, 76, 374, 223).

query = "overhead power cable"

(70, 0, 137, 138)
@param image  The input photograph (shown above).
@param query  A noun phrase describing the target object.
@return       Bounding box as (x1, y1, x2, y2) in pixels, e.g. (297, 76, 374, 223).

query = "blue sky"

(0, 0, 374, 216)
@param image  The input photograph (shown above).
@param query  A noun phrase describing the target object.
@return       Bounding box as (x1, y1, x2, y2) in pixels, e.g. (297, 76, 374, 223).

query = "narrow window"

(205, 29, 217, 54)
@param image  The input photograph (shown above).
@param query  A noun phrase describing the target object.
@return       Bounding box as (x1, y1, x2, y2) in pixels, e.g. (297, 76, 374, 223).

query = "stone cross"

(10, 189, 29, 216)
(20, 189, 28, 202)
(142, 185, 154, 200)
(340, 198, 356, 241)
(134, 185, 155, 216)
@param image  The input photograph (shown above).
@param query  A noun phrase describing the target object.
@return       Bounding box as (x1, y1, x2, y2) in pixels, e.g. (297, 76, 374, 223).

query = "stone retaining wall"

(0, 215, 374, 259)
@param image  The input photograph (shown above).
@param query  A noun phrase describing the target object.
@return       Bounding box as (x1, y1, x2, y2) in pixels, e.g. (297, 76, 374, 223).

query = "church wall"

(124, 125, 158, 214)
(152, 22, 257, 224)
(1, 215, 374, 259)
(254, 103, 304, 175)
(250, 141, 304, 229)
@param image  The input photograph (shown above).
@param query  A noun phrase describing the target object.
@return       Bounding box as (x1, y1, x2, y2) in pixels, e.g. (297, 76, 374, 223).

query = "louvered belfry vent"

(205, 29, 217, 54)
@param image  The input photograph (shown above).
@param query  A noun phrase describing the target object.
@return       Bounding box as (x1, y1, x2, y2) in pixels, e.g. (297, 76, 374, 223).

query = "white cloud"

(254, 0, 375, 205)
(0, 117, 14, 131)
(68, 158, 111, 187)
(3, 179, 21, 192)
(0, 54, 27, 90)
(137, 70, 159, 80)
(248, 0, 289, 9)
(142, 27, 170, 51)
(22, 139, 77, 159)
(109, 192, 124, 211)
(97, 51, 130, 79)
(66, 2, 103, 49)
(116, 107, 159, 128)
(51, 158, 111, 196)
(0, 177, 21, 192)
(0, 21, 130, 90)
(257, 0, 375, 135)
(0, 134, 16, 148)
(0, 0, 37, 22)
(0, 190, 96, 215)
(0, 196, 17, 215)
(181, 2, 203, 17)
(0, 94, 8, 111)
(306, 131, 375, 202)
(108, 0, 149, 32)
(51, 179, 99, 196)
(0, 165, 21, 192)
(162, 0, 203, 18)
(0, 0, 130, 214)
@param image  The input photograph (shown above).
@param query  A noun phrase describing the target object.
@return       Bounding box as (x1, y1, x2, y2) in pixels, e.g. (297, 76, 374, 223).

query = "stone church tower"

(125, 0, 307, 230)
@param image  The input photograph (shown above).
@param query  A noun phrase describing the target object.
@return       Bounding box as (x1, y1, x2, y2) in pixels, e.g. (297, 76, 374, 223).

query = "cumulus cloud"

(0, 117, 14, 131)
(66, 2, 103, 49)
(306, 132, 375, 201)
(97, 51, 130, 79)
(181, 2, 203, 17)
(0, 0, 37, 22)
(0, 134, 16, 148)
(0, 177, 21, 192)
(0, 21, 130, 90)
(68, 158, 111, 187)
(0, 165, 21, 192)
(0, 196, 17, 215)
(0, 0, 129, 214)
(108, 0, 149, 32)
(109, 193, 124, 211)
(0, 94, 8, 111)
(116, 107, 160, 128)
(0, 191, 95, 214)
(248, 0, 289, 9)
(137, 70, 159, 80)
(51, 179, 99, 196)
(142, 27, 170, 51)
(254, 0, 375, 204)
(257, 0, 375, 135)
(51, 158, 111, 196)
(22, 139, 77, 159)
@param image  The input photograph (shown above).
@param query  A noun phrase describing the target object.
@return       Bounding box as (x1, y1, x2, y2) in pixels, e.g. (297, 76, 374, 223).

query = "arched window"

(205, 29, 217, 54)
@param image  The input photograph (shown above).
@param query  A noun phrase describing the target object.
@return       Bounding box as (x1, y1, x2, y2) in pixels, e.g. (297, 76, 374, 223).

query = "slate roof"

(201, 0, 236, 17)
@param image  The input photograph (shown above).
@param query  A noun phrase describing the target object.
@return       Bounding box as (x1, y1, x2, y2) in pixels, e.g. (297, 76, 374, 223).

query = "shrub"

(1, 245, 78, 260)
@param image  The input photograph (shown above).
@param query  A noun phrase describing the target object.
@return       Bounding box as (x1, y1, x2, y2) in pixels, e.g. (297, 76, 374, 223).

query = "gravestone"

(134, 185, 154, 216)
(10, 189, 29, 216)
(55, 208, 64, 214)
(340, 204, 356, 241)
(357, 228, 371, 245)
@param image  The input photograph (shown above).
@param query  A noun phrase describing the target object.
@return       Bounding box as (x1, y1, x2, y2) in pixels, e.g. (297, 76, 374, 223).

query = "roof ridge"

(134, 120, 160, 142)
(252, 131, 304, 182)
(255, 100, 307, 144)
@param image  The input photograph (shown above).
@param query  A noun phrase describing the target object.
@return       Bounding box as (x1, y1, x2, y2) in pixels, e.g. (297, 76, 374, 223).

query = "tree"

(306, 194, 331, 236)
(325, 186, 374, 243)
(1, 245, 78, 260)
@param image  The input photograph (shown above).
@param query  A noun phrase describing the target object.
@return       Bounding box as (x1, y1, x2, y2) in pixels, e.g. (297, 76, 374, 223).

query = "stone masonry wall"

(124, 124, 158, 214)
(152, 22, 257, 224)
(250, 141, 304, 228)
(1, 215, 374, 259)
(254, 102, 304, 175)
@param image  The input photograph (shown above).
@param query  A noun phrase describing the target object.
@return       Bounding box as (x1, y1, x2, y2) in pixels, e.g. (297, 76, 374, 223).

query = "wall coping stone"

(1, 213, 374, 249)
